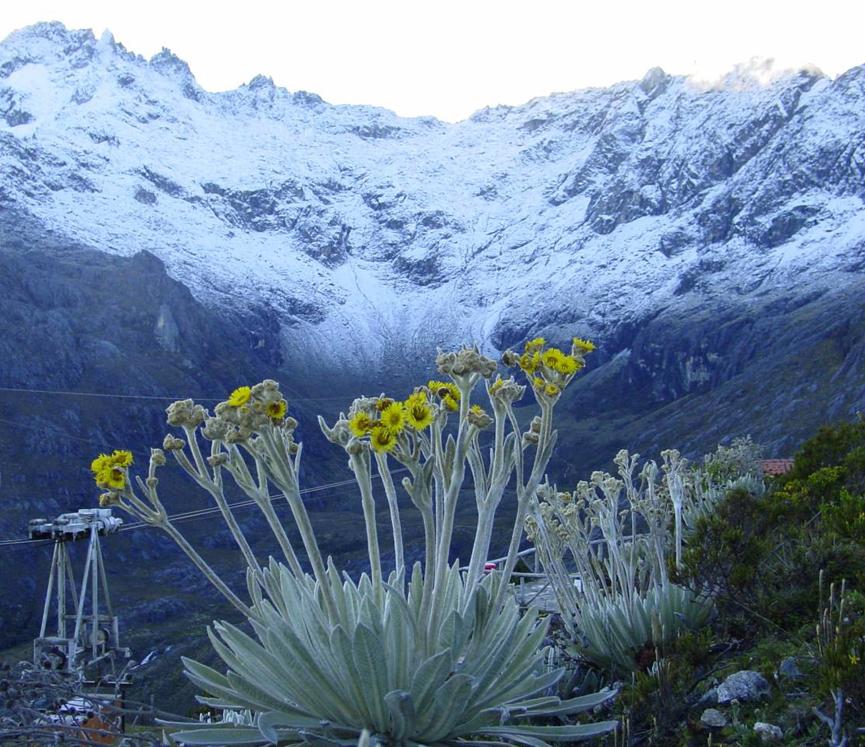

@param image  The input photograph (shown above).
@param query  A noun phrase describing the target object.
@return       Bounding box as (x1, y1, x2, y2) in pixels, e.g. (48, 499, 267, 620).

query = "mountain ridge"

(1, 22, 864, 706)
(1, 20, 863, 429)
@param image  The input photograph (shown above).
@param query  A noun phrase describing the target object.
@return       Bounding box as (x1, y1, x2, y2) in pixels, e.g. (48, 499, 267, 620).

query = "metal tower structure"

(30, 508, 130, 681)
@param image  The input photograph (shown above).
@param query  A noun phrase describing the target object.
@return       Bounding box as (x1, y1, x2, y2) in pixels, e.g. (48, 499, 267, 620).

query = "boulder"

(716, 670, 770, 703)
(700, 708, 727, 728)
(753, 722, 783, 742)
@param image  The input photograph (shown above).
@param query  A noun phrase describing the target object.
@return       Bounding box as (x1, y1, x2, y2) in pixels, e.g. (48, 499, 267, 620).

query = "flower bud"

(202, 416, 231, 441)
(501, 350, 519, 367)
(98, 493, 117, 507)
(166, 399, 207, 427)
(163, 434, 185, 451)
(489, 376, 525, 405)
(467, 406, 493, 429)
(436, 346, 497, 378)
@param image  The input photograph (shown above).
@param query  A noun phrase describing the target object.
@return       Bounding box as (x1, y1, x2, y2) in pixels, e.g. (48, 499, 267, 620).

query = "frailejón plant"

(91, 341, 619, 745)
(526, 450, 715, 674)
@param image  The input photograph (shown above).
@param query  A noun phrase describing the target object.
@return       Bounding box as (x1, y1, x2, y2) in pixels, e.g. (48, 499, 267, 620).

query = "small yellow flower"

(541, 347, 565, 369)
(470, 404, 485, 416)
(349, 412, 376, 437)
(428, 381, 460, 403)
(518, 352, 540, 374)
(544, 383, 561, 397)
(524, 337, 545, 353)
(110, 449, 134, 467)
(851, 653, 861, 666)
(380, 402, 407, 433)
(106, 467, 126, 490)
(405, 390, 427, 407)
(532, 377, 545, 390)
(489, 378, 504, 395)
(556, 355, 581, 376)
(228, 386, 252, 407)
(405, 398, 434, 430)
(375, 397, 395, 412)
(443, 395, 459, 412)
(97, 466, 126, 491)
(572, 337, 596, 354)
(370, 425, 398, 453)
(267, 399, 288, 422)
(90, 453, 111, 474)
(91, 451, 132, 488)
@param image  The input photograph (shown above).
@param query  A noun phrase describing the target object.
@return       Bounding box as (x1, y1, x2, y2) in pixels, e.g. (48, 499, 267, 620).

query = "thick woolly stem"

(161, 521, 253, 619)
(349, 449, 384, 604)
(374, 452, 405, 581)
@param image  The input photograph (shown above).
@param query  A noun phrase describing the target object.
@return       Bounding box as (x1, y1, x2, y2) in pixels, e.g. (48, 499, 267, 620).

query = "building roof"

(759, 459, 795, 476)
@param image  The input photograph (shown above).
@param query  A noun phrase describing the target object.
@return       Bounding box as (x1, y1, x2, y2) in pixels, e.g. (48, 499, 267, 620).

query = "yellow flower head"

(572, 337, 596, 354)
(524, 337, 546, 354)
(370, 425, 398, 453)
(541, 347, 565, 370)
(91, 451, 132, 487)
(405, 390, 427, 406)
(532, 377, 545, 390)
(470, 404, 485, 416)
(110, 449, 134, 467)
(518, 352, 540, 374)
(97, 466, 126, 491)
(375, 397, 395, 412)
(267, 399, 288, 422)
(106, 467, 126, 490)
(90, 453, 111, 474)
(405, 398, 434, 430)
(228, 386, 252, 407)
(349, 412, 376, 438)
(850, 653, 860, 666)
(443, 395, 459, 412)
(555, 355, 581, 376)
(489, 378, 504, 395)
(428, 381, 460, 403)
(544, 383, 561, 397)
(380, 402, 407, 433)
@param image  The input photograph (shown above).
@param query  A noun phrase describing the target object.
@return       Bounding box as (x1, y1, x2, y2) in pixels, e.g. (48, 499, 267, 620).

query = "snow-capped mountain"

(3, 21, 863, 383)
(1, 22, 865, 687)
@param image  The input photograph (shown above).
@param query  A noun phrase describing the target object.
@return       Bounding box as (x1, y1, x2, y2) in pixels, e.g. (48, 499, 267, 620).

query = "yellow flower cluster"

(507, 336, 595, 400)
(426, 380, 460, 412)
(348, 391, 436, 453)
(90, 450, 134, 491)
(228, 384, 287, 424)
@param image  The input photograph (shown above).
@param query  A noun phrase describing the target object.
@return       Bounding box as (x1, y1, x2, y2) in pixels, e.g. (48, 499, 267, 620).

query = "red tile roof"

(760, 459, 794, 476)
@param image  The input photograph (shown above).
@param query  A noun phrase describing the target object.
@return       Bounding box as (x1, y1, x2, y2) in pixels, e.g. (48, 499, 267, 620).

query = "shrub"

(680, 418, 865, 636)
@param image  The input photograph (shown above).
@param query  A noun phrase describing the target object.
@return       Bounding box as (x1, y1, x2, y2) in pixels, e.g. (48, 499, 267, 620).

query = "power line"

(0, 385, 354, 405)
(0, 469, 410, 548)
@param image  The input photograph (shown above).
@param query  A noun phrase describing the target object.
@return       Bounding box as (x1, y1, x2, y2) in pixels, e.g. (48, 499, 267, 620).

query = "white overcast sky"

(1, 0, 863, 121)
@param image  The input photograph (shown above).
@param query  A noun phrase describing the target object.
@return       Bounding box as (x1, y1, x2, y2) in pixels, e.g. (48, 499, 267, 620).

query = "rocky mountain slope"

(2, 23, 863, 385)
(1, 22, 864, 704)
